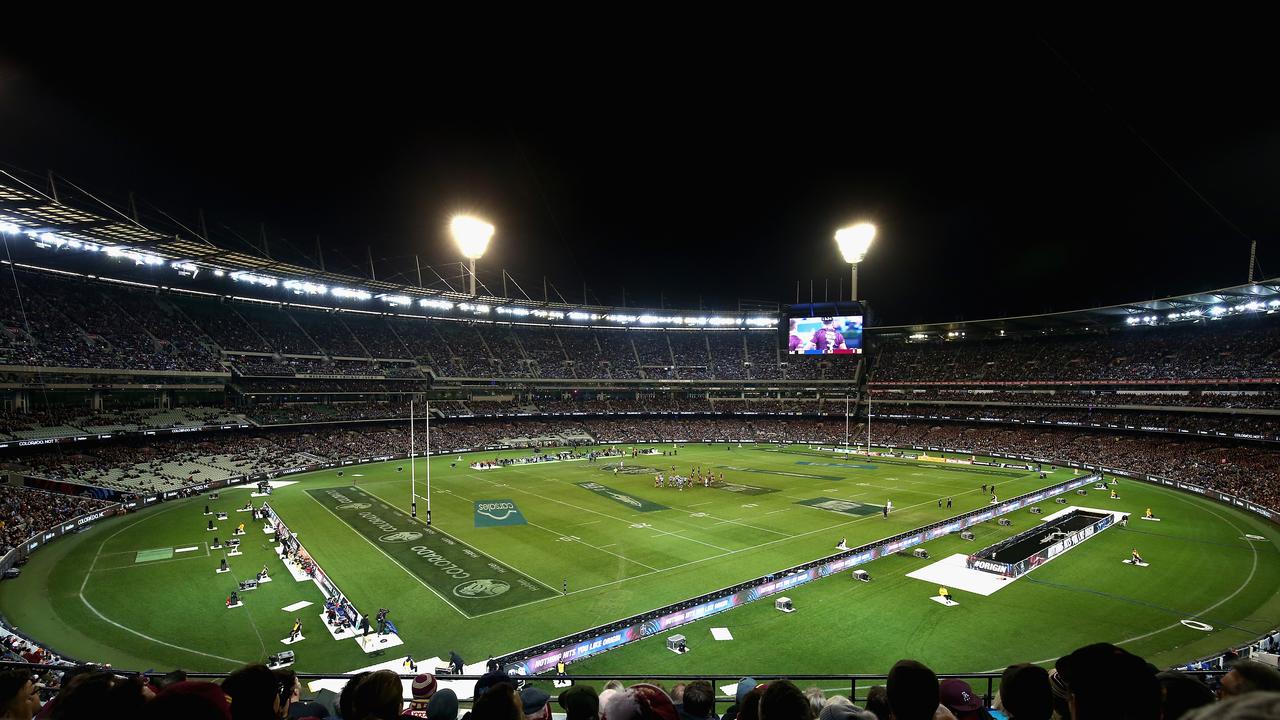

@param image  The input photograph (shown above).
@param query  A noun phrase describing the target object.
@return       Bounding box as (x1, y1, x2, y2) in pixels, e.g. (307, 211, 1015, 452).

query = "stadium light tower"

(835, 223, 876, 301)
(451, 215, 494, 296)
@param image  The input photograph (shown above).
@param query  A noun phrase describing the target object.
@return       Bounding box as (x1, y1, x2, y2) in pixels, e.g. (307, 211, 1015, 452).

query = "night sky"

(1, 32, 1274, 325)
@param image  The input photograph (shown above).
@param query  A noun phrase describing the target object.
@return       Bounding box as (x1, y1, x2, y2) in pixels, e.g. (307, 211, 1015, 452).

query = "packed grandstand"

(1, 175, 1280, 719)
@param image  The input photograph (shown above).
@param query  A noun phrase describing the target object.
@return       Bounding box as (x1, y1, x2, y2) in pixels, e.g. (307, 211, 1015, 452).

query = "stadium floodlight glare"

(451, 214, 495, 296)
(420, 298, 454, 311)
(378, 294, 412, 306)
(284, 280, 328, 295)
(835, 222, 876, 301)
(332, 287, 372, 301)
(0, 222, 20, 235)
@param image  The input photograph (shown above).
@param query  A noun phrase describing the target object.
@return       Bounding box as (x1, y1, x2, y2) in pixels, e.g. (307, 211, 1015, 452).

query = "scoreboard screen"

(786, 314, 863, 354)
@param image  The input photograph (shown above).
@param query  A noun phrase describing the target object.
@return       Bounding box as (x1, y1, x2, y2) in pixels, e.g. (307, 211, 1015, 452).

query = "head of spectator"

(804, 688, 826, 719)
(52, 671, 153, 720)
(939, 680, 988, 720)
(670, 685, 686, 705)
(339, 672, 371, 720)
(737, 686, 767, 720)
(141, 680, 232, 720)
(760, 680, 811, 720)
(154, 670, 190, 691)
(1219, 660, 1280, 699)
(272, 669, 300, 716)
(408, 673, 439, 712)
(1054, 643, 1159, 720)
(602, 684, 678, 720)
(1183, 691, 1280, 720)
(680, 681, 715, 720)
(352, 670, 403, 720)
(819, 697, 874, 720)
(864, 686, 890, 720)
(474, 672, 513, 702)
(472, 683, 522, 720)
(995, 665, 1050, 720)
(887, 661, 939, 720)
(521, 687, 552, 720)
(1156, 671, 1214, 720)
(0, 669, 41, 720)
(428, 689, 459, 720)
(221, 665, 286, 720)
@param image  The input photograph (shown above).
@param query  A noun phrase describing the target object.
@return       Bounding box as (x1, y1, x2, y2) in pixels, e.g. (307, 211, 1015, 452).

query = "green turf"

(1, 443, 1276, 676)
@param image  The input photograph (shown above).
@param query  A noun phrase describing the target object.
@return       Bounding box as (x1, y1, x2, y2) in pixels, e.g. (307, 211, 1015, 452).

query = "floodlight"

(834, 223, 877, 264)
(451, 215, 494, 260)
(0, 222, 20, 235)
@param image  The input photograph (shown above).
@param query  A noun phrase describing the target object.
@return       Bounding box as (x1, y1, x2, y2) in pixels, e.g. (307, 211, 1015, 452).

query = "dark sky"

(1, 31, 1275, 325)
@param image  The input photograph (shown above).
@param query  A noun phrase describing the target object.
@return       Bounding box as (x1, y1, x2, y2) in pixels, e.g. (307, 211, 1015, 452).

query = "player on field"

(289, 618, 302, 641)
(1130, 549, 1145, 564)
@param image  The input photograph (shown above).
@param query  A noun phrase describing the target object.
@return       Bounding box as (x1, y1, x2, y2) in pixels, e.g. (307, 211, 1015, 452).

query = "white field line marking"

(998, 492, 1260, 671)
(430, 484, 660, 571)
(80, 503, 248, 665)
(303, 491, 471, 618)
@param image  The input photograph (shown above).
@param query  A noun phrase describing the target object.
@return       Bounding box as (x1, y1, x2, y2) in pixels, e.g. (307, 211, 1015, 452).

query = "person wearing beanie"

(722, 678, 759, 720)
(559, 685, 600, 720)
(403, 674, 439, 718)
(521, 687, 552, 720)
(602, 684, 678, 720)
(425, 689, 459, 720)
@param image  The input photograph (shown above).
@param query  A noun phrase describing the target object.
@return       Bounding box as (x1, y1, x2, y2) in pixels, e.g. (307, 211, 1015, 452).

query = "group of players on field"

(655, 466, 725, 490)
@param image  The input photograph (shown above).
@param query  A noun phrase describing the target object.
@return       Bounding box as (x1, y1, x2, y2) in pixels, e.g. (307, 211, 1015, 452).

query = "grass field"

(2, 443, 1277, 677)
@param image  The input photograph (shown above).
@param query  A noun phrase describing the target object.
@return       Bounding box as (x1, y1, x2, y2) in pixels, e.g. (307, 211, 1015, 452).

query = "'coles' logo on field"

(338, 503, 371, 510)
(453, 579, 511, 598)
(380, 531, 423, 543)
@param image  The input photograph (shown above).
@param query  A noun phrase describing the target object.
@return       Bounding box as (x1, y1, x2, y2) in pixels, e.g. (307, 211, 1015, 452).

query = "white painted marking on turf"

(174, 546, 199, 553)
(999, 491, 1261, 672)
(80, 503, 248, 666)
(304, 494, 472, 617)
(711, 627, 733, 641)
(572, 520, 602, 526)
(282, 601, 313, 612)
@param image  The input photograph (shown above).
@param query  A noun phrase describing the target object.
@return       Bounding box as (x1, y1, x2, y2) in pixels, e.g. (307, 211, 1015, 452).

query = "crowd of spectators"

(872, 406, 1280, 440)
(874, 317, 1280, 383)
(14, 414, 1279, 509)
(870, 388, 1280, 410)
(0, 486, 111, 556)
(3, 640, 1279, 719)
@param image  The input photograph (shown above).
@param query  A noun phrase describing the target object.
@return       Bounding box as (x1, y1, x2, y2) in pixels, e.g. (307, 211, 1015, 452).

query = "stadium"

(1, 36, 1280, 720)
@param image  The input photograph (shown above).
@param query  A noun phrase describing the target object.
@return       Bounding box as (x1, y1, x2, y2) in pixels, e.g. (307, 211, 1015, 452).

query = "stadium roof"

(0, 172, 779, 327)
(873, 278, 1280, 338)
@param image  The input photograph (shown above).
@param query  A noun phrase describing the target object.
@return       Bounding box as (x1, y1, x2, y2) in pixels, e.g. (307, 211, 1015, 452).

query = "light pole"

(450, 215, 495, 296)
(835, 223, 876, 302)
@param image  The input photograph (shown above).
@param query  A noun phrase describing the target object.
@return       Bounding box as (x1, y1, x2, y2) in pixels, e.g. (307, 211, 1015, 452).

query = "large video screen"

(787, 315, 863, 354)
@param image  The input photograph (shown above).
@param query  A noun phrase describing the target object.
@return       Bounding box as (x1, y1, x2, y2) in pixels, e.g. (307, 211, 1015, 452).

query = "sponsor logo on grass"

(794, 497, 882, 516)
(474, 500, 528, 527)
(307, 487, 555, 615)
(576, 482, 668, 512)
(600, 464, 660, 475)
(715, 482, 779, 496)
(718, 465, 843, 481)
(454, 579, 512, 598)
(380, 531, 424, 543)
